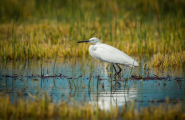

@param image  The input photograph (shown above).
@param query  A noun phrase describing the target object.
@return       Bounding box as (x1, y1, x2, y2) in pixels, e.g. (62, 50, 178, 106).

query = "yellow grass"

(0, 0, 184, 67)
(0, 19, 184, 62)
(149, 51, 185, 67)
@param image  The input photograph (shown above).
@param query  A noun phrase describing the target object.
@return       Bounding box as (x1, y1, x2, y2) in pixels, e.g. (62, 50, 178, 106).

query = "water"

(0, 57, 184, 110)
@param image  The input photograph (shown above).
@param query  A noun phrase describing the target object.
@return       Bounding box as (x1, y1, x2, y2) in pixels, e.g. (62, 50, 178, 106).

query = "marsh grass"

(149, 52, 185, 67)
(0, 0, 185, 67)
(0, 20, 184, 64)
(0, 93, 185, 120)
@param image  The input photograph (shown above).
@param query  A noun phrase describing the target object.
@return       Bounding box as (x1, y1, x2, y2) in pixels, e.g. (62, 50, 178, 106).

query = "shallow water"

(0, 57, 185, 110)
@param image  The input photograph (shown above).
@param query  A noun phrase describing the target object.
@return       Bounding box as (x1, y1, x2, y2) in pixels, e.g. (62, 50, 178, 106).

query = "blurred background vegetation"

(0, 0, 184, 67)
(0, 0, 185, 22)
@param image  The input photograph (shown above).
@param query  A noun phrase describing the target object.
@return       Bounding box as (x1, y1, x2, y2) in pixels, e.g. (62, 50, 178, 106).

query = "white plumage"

(89, 43, 138, 67)
(77, 37, 138, 68)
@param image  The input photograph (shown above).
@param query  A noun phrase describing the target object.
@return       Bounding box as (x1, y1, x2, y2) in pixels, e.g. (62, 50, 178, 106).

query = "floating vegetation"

(0, 93, 185, 120)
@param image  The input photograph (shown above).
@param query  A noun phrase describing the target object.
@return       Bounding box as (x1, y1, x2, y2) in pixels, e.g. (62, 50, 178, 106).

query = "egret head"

(77, 37, 101, 45)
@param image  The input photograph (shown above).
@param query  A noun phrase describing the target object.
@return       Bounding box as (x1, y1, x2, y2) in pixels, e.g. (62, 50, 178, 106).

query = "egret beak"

(77, 40, 90, 43)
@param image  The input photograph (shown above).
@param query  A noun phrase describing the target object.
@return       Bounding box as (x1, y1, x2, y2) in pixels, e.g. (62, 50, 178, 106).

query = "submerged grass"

(0, 93, 185, 120)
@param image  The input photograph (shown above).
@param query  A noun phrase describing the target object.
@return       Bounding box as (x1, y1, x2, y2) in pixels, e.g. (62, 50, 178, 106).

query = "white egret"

(77, 37, 138, 76)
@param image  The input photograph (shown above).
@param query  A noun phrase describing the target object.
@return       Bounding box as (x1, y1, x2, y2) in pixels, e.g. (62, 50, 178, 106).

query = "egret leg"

(113, 64, 121, 86)
(115, 63, 122, 76)
(113, 64, 119, 78)
(113, 64, 117, 72)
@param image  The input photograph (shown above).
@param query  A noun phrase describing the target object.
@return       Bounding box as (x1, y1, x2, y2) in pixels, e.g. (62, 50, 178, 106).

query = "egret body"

(77, 37, 138, 76)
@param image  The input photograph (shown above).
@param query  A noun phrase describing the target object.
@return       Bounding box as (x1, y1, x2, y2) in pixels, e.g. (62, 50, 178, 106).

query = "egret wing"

(93, 44, 138, 67)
